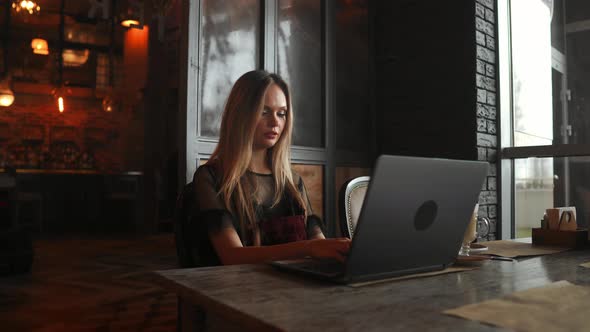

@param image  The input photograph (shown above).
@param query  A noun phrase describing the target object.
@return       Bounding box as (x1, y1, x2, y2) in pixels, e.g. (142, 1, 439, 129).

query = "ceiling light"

(121, 19, 142, 28)
(0, 89, 15, 107)
(31, 38, 49, 55)
(0, 80, 14, 107)
(62, 49, 90, 67)
(12, 1, 41, 15)
(52, 86, 71, 113)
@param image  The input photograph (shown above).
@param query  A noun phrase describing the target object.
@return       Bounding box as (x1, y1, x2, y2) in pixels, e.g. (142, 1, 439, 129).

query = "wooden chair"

(339, 176, 370, 238)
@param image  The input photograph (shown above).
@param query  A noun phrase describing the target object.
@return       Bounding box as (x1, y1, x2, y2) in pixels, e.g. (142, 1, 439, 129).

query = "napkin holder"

(532, 228, 588, 248)
(533, 207, 588, 248)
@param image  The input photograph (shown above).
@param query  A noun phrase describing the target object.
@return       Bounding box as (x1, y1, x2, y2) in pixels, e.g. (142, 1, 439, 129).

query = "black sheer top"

(191, 164, 324, 266)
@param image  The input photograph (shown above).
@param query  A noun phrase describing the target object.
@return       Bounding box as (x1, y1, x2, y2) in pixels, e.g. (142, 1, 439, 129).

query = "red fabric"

(259, 215, 307, 245)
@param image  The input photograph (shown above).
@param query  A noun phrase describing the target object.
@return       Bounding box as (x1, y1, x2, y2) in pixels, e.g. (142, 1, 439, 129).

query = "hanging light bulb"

(57, 97, 64, 113)
(52, 86, 70, 113)
(31, 38, 49, 55)
(121, 19, 141, 28)
(0, 88, 15, 107)
(120, 1, 144, 29)
(0, 80, 15, 107)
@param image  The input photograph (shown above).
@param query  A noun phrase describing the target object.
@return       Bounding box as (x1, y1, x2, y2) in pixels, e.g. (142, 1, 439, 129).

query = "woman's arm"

(309, 231, 325, 240)
(210, 227, 349, 265)
(295, 175, 328, 240)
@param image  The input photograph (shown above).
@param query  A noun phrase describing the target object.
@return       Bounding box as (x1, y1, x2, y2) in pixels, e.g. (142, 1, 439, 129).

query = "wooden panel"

(335, 166, 371, 236)
(292, 164, 323, 220)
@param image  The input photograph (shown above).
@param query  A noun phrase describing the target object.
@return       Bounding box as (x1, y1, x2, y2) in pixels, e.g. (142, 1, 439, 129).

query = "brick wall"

(0, 91, 144, 173)
(475, 0, 499, 240)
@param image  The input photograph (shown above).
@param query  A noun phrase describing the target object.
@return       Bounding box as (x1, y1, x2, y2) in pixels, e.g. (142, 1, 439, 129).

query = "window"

(277, 0, 323, 147)
(199, 0, 261, 138)
(499, 0, 590, 238)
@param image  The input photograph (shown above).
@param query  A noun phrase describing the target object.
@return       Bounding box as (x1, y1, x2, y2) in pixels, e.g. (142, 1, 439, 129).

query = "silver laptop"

(271, 154, 489, 283)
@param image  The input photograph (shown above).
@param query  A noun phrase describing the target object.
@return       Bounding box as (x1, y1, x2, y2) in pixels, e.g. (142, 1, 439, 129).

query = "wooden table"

(155, 248, 590, 331)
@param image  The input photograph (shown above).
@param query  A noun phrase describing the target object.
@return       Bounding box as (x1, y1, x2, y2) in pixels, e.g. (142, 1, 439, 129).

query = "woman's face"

(253, 83, 287, 151)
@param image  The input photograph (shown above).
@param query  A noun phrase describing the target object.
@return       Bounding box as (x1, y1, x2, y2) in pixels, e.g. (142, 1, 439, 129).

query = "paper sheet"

(348, 266, 477, 287)
(483, 240, 569, 258)
(444, 280, 590, 332)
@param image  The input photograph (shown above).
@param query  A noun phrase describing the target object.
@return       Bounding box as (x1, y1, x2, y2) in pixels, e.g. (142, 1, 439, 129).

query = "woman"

(193, 70, 350, 266)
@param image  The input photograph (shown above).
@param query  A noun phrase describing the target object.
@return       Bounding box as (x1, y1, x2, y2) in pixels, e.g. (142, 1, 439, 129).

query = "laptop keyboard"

(289, 259, 345, 276)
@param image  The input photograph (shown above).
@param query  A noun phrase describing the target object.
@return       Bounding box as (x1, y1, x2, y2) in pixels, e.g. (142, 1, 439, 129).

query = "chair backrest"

(173, 182, 198, 268)
(339, 176, 370, 238)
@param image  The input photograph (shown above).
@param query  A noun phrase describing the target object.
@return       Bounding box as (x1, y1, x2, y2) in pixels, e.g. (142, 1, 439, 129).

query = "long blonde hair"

(207, 70, 307, 245)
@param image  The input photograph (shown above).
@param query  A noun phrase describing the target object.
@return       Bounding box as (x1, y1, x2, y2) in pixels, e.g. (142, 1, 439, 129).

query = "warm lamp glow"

(0, 81, 15, 107)
(58, 97, 64, 113)
(52, 86, 69, 113)
(121, 19, 141, 28)
(62, 49, 90, 67)
(31, 38, 49, 55)
(0, 91, 15, 107)
(102, 94, 116, 112)
(12, 1, 40, 15)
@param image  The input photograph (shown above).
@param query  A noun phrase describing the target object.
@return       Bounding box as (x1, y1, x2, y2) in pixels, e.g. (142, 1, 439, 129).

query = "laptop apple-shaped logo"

(414, 200, 438, 230)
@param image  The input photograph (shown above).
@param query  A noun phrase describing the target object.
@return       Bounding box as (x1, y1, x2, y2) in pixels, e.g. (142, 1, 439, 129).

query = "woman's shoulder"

(193, 163, 221, 184)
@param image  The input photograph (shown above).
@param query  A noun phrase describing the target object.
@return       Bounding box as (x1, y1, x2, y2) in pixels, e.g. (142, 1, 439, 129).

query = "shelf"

(13, 82, 96, 98)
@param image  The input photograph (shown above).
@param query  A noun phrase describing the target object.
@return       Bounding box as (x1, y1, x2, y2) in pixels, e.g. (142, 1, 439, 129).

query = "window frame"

(498, 0, 590, 239)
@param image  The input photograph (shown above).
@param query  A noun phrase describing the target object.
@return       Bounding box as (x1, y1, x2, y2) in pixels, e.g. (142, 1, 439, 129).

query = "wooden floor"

(0, 234, 179, 331)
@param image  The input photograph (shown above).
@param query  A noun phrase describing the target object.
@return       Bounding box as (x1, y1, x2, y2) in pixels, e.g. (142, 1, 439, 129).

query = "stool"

(0, 173, 17, 229)
(103, 174, 141, 232)
(15, 175, 44, 232)
(16, 192, 44, 232)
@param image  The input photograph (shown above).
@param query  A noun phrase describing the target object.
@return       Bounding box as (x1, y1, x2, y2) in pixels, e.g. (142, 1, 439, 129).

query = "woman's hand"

(306, 238, 351, 262)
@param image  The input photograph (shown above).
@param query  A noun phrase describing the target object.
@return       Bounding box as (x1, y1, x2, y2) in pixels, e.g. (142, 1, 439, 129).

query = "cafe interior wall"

(0, 8, 152, 174)
(0, 91, 141, 172)
(0, 3, 181, 173)
(0, 0, 183, 233)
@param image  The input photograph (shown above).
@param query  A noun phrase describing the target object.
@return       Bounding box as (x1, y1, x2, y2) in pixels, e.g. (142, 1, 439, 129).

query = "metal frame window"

(498, 0, 590, 238)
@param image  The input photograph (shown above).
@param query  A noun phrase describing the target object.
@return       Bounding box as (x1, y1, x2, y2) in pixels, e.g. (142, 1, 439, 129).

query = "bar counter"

(2, 169, 143, 232)
(1, 168, 142, 175)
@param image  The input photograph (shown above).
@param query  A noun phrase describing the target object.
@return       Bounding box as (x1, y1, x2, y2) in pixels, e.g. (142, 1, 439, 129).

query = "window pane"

(200, 0, 260, 138)
(511, 0, 590, 146)
(277, 0, 323, 147)
(515, 156, 590, 238)
(511, 0, 553, 147)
